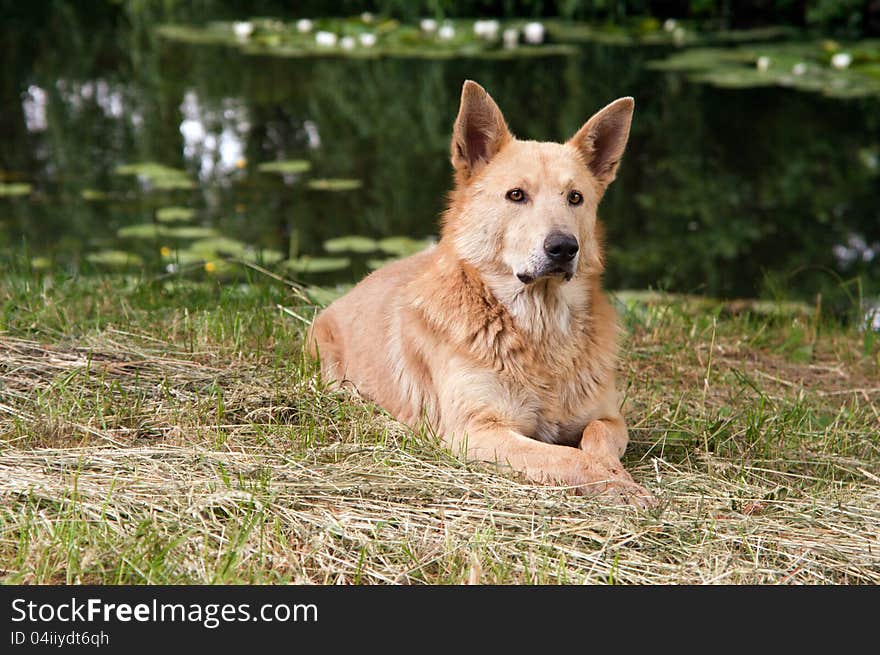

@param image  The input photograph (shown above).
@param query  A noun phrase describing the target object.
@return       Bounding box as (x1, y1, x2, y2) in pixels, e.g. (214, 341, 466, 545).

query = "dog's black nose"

(543, 232, 579, 263)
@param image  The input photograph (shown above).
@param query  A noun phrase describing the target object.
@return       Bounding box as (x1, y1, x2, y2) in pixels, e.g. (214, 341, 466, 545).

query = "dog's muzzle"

(516, 232, 578, 284)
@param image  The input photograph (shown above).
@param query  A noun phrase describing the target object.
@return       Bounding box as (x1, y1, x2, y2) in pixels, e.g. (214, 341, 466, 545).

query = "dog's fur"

(309, 81, 653, 505)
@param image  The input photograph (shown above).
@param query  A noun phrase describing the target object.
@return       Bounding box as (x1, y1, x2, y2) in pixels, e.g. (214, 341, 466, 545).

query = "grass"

(0, 264, 878, 584)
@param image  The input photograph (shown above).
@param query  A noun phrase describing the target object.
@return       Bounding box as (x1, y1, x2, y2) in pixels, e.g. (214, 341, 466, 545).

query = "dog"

(309, 80, 654, 506)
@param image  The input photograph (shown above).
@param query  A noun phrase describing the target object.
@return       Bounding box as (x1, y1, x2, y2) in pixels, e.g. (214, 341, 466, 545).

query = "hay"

(1, 329, 878, 584)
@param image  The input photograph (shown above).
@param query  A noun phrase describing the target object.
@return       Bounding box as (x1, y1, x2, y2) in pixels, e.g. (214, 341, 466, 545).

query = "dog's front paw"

(575, 465, 658, 509)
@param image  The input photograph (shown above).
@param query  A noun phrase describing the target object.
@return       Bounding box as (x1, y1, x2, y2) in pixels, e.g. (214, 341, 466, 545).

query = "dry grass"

(0, 276, 878, 584)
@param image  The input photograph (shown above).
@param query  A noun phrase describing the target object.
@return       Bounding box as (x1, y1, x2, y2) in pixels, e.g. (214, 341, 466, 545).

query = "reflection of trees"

(2, 3, 878, 305)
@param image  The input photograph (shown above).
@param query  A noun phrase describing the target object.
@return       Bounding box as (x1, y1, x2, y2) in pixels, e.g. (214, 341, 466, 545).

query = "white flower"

(473, 19, 500, 40)
(296, 18, 313, 33)
(756, 56, 771, 71)
(502, 28, 519, 49)
(792, 62, 807, 75)
(361, 12, 374, 23)
(438, 23, 455, 40)
(315, 31, 337, 47)
(831, 52, 852, 69)
(523, 22, 544, 44)
(340, 36, 356, 50)
(420, 18, 438, 33)
(233, 21, 253, 40)
(663, 18, 677, 32)
(359, 33, 377, 47)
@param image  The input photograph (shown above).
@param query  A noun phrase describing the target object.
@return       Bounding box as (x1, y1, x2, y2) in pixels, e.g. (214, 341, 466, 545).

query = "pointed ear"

(451, 80, 512, 178)
(567, 97, 634, 188)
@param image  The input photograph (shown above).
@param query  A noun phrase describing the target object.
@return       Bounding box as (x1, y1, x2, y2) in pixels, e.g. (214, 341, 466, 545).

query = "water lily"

(361, 12, 374, 23)
(473, 19, 500, 40)
(756, 56, 771, 71)
(315, 31, 337, 47)
(340, 36, 356, 50)
(296, 18, 313, 33)
(502, 28, 519, 49)
(792, 62, 807, 76)
(359, 33, 377, 47)
(233, 21, 253, 40)
(663, 18, 677, 32)
(523, 22, 545, 44)
(420, 18, 438, 34)
(438, 23, 455, 40)
(831, 52, 852, 69)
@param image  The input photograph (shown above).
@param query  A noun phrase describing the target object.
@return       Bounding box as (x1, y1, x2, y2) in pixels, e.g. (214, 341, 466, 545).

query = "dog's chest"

(514, 355, 604, 446)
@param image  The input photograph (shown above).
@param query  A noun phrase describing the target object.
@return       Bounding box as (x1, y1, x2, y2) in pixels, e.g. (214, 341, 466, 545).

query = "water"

(2, 6, 879, 310)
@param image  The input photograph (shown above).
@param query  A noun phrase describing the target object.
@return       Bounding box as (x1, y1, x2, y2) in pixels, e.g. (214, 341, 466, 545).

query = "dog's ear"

(568, 97, 634, 188)
(451, 80, 511, 178)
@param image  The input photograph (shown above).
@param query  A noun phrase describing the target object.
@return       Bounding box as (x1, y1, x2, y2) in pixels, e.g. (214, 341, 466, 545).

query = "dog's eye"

(568, 190, 583, 206)
(505, 188, 525, 203)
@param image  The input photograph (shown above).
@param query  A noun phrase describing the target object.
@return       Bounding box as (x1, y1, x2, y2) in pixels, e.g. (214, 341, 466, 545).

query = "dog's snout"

(543, 232, 579, 263)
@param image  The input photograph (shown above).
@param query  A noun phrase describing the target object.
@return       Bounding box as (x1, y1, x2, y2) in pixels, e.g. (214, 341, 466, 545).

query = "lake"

(2, 6, 879, 314)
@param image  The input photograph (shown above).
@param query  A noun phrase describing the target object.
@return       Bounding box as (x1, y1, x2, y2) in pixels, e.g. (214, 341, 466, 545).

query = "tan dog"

(309, 80, 653, 506)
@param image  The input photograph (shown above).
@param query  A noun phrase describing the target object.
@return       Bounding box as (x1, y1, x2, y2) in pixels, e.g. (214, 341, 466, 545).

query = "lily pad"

(324, 235, 379, 253)
(156, 206, 196, 222)
(305, 285, 351, 307)
(378, 236, 432, 256)
(367, 257, 399, 270)
(162, 226, 219, 239)
(118, 223, 166, 239)
(257, 160, 312, 175)
(648, 40, 880, 99)
(283, 256, 351, 273)
(161, 248, 205, 266)
(307, 178, 362, 191)
(190, 237, 249, 256)
(114, 162, 196, 190)
(157, 18, 576, 60)
(240, 248, 285, 265)
(0, 183, 31, 197)
(86, 250, 144, 267)
(81, 189, 109, 201)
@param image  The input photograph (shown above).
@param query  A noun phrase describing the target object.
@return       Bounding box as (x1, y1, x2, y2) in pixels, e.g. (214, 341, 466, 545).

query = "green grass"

(0, 263, 878, 584)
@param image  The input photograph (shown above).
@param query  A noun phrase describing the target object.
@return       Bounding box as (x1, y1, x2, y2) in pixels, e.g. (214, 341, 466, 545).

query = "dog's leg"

(579, 417, 656, 508)
(454, 425, 654, 507)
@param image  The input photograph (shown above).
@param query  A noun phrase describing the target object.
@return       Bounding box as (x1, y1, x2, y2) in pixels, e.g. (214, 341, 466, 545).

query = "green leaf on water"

(156, 206, 196, 222)
(115, 162, 188, 178)
(114, 162, 195, 190)
(257, 160, 312, 175)
(86, 250, 144, 267)
(367, 257, 399, 270)
(190, 237, 249, 257)
(81, 189, 109, 201)
(163, 226, 219, 239)
(118, 223, 167, 239)
(283, 256, 351, 273)
(239, 248, 285, 265)
(378, 236, 432, 256)
(0, 183, 31, 197)
(305, 285, 351, 307)
(307, 178, 362, 191)
(161, 248, 205, 265)
(324, 235, 379, 253)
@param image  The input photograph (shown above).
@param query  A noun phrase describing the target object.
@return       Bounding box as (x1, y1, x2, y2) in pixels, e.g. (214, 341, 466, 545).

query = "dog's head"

(443, 80, 633, 288)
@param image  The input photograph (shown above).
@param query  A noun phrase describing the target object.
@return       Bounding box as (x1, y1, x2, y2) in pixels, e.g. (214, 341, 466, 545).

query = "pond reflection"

(1, 6, 878, 314)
